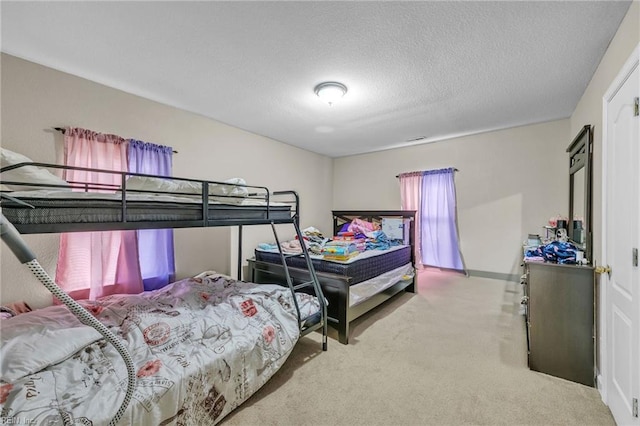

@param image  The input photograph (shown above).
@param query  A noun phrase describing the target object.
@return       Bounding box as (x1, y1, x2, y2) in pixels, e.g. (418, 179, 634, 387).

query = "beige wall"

(0, 54, 334, 308)
(333, 119, 570, 277)
(570, 1, 639, 267)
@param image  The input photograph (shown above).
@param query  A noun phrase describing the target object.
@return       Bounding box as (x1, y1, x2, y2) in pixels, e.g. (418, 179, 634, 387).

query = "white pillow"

(126, 176, 248, 197)
(216, 177, 249, 197)
(1, 148, 70, 191)
(126, 176, 202, 194)
(0, 305, 102, 383)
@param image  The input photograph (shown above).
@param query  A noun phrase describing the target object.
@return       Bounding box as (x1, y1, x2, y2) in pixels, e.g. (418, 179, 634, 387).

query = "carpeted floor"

(224, 269, 614, 425)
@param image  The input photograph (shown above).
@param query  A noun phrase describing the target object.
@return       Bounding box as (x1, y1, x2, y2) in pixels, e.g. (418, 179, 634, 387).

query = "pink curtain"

(399, 172, 423, 268)
(56, 128, 143, 301)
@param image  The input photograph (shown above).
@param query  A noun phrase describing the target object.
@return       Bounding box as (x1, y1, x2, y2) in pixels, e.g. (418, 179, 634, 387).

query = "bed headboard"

(331, 210, 417, 265)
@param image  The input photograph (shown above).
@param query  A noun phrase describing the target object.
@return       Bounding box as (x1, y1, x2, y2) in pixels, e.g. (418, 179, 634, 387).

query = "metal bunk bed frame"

(1, 161, 328, 424)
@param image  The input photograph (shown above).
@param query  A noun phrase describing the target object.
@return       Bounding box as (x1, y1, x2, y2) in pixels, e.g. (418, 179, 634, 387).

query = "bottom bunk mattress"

(0, 272, 320, 425)
(255, 245, 412, 285)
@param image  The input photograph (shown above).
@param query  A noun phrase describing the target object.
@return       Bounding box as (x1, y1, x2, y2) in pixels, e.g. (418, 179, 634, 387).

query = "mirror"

(567, 125, 592, 262)
(571, 168, 585, 245)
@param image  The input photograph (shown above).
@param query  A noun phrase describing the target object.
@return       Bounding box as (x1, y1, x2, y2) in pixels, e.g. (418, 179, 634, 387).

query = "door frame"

(600, 42, 640, 402)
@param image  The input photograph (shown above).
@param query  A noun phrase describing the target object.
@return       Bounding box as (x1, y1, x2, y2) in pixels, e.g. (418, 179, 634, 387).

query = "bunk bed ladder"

(270, 221, 328, 351)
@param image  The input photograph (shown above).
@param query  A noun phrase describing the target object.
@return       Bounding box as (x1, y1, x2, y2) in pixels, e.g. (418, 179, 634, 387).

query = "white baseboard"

(597, 374, 606, 402)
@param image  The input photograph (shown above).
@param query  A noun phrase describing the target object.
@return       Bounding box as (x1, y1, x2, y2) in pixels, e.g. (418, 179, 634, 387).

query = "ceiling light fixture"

(314, 81, 347, 106)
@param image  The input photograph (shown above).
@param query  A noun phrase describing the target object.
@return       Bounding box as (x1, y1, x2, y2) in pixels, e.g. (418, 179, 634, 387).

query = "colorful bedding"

(0, 272, 319, 425)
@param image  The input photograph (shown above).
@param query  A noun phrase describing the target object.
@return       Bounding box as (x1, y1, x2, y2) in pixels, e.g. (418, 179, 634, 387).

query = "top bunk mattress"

(1, 160, 297, 232)
(255, 245, 412, 286)
(1, 191, 292, 231)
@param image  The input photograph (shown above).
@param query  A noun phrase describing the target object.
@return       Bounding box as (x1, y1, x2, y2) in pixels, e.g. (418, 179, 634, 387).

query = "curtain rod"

(395, 168, 459, 178)
(54, 127, 178, 154)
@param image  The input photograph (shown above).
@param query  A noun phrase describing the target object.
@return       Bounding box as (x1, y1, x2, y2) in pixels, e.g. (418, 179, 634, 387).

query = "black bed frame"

(248, 210, 416, 344)
(1, 161, 328, 348)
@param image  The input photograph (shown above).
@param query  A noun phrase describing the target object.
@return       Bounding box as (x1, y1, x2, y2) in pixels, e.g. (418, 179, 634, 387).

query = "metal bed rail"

(1, 162, 301, 233)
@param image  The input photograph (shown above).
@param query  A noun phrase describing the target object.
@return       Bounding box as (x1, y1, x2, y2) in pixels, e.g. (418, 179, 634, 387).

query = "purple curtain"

(420, 168, 464, 270)
(128, 139, 175, 291)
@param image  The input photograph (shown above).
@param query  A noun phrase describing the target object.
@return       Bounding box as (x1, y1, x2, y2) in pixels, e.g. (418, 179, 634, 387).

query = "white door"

(603, 49, 640, 426)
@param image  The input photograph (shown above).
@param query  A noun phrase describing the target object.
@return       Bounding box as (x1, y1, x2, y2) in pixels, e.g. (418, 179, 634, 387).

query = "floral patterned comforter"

(0, 272, 320, 425)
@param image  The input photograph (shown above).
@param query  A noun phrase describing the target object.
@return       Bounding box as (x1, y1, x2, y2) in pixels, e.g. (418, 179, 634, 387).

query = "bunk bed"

(0, 158, 327, 425)
(248, 210, 416, 344)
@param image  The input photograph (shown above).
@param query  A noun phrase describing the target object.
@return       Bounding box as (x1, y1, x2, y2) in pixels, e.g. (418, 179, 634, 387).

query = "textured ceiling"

(1, 1, 632, 158)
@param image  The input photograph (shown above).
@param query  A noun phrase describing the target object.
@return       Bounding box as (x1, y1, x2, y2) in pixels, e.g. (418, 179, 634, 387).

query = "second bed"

(248, 210, 416, 344)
